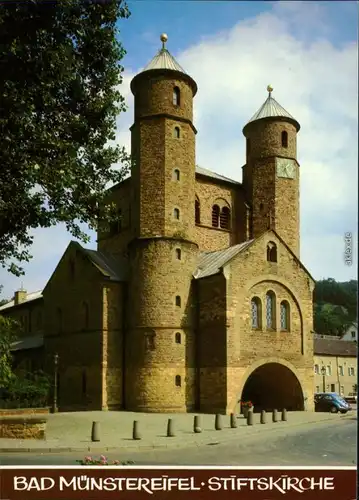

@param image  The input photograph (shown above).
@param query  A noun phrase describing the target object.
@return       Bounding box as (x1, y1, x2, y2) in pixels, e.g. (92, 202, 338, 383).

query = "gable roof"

(194, 240, 254, 279)
(314, 337, 357, 357)
(195, 166, 241, 186)
(0, 290, 43, 312)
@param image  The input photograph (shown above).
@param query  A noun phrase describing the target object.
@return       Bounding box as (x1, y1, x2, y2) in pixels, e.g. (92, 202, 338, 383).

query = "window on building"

(314, 364, 319, 374)
(340, 385, 344, 395)
(326, 365, 332, 376)
(175, 248, 181, 260)
(82, 370, 87, 396)
(174, 127, 180, 139)
(195, 197, 201, 224)
(220, 206, 231, 229)
(267, 242, 277, 262)
(212, 204, 220, 227)
(280, 301, 290, 330)
(266, 291, 276, 329)
(330, 384, 335, 392)
(316, 385, 320, 393)
(173, 169, 180, 181)
(281, 130, 288, 148)
(175, 375, 181, 387)
(173, 86, 180, 106)
(175, 332, 181, 344)
(348, 367, 355, 376)
(175, 295, 181, 307)
(339, 366, 344, 376)
(145, 333, 155, 351)
(174, 208, 180, 220)
(351, 331, 356, 338)
(251, 297, 262, 329)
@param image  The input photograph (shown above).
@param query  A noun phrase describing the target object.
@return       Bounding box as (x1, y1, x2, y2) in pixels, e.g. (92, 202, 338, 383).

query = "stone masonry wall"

(126, 238, 198, 412)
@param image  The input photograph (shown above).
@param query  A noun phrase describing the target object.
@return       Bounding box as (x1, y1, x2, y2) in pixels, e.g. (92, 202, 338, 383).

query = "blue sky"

(0, 0, 357, 299)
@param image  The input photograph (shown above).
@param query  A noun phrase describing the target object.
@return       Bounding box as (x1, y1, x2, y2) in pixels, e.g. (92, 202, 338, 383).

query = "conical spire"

(245, 85, 300, 131)
(140, 33, 187, 75)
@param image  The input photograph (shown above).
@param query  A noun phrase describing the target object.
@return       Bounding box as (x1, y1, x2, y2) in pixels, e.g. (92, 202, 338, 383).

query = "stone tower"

(242, 85, 301, 257)
(125, 34, 199, 412)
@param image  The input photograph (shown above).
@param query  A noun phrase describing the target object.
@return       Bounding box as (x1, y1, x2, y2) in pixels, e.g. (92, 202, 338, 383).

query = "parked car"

(314, 392, 352, 413)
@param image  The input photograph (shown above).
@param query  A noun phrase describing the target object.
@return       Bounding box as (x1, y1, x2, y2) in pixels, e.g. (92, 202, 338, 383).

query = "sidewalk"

(0, 410, 354, 453)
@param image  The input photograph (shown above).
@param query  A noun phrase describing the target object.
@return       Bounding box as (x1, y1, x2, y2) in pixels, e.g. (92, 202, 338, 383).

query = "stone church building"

(1, 35, 315, 414)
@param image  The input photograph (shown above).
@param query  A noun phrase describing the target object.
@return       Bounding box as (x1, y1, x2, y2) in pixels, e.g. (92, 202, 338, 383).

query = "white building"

(341, 322, 358, 342)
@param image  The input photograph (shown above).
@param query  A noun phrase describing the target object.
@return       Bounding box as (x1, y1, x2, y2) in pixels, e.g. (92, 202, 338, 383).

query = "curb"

(0, 413, 354, 454)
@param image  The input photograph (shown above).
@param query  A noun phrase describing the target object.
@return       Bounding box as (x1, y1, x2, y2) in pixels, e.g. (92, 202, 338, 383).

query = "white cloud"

(0, 1, 356, 298)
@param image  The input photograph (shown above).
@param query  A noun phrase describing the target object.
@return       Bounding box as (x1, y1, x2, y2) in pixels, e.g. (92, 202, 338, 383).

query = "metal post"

(52, 353, 59, 413)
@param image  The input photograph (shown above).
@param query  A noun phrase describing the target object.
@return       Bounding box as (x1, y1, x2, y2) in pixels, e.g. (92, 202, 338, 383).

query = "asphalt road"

(0, 417, 356, 467)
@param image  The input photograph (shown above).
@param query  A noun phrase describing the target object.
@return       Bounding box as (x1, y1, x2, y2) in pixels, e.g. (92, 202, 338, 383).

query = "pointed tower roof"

(244, 85, 300, 132)
(141, 33, 186, 74)
(131, 33, 197, 95)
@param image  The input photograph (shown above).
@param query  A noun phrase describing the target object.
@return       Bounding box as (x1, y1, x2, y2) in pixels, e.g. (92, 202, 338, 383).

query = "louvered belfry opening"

(212, 204, 220, 227)
(220, 206, 230, 229)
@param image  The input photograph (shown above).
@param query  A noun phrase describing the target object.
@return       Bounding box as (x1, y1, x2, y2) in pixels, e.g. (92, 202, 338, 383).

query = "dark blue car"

(314, 392, 352, 414)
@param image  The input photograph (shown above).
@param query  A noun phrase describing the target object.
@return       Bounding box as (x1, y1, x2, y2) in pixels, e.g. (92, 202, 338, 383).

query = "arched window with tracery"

(212, 204, 220, 227)
(266, 242, 278, 262)
(266, 291, 276, 329)
(251, 297, 262, 329)
(280, 301, 290, 331)
(220, 206, 231, 229)
(195, 197, 200, 224)
(173, 86, 180, 106)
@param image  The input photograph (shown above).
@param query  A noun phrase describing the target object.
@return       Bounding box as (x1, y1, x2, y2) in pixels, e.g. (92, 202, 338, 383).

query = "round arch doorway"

(240, 362, 304, 412)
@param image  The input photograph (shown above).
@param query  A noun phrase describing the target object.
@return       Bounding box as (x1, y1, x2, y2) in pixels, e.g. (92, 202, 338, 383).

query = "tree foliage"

(314, 278, 357, 336)
(0, 0, 131, 276)
(0, 315, 18, 388)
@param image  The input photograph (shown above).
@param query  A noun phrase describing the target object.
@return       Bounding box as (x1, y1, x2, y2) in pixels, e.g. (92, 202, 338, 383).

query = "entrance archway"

(240, 362, 304, 412)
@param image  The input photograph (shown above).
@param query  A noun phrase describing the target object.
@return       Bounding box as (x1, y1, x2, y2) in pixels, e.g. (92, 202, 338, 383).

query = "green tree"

(0, 315, 18, 388)
(0, 0, 131, 276)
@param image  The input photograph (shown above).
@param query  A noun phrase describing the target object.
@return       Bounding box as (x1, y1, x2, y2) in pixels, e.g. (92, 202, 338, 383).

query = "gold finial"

(267, 84, 273, 95)
(160, 33, 168, 49)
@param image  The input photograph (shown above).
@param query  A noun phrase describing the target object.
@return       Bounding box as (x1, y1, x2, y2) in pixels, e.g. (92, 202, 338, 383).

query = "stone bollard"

(260, 410, 266, 424)
(167, 418, 175, 437)
(193, 415, 202, 433)
(272, 409, 278, 423)
(132, 420, 141, 440)
(230, 413, 237, 428)
(247, 410, 254, 426)
(215, 414, 223, 430)
(91, 421, 100, 442)
(281, 409, 287, 422)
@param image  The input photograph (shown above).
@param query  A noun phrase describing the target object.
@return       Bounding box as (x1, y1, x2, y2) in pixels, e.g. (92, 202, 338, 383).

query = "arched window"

(173, 169, 180, 181)
(57, 308, 63, 333)
(280, 301, 290, 331)
(175, 248, 181, 260)
(175, 332, 181, 344)
(266, 291, 276, 329)
(220, 206, 231, 229)
(173, 86, 180, 106)
(174, 208, 180, 220)
(174, 127, 180, 139)
(212, 204, 220, 227)
(266, 242, 277, 262)
(175, 295, 181, 307)
(175, 375, 181, 387)
(195, 197, 200, 224)
(281, 131, 288, 148)
(110, 209, 122, 235)
(82, 370, 87, 395)
(251, 297, 262, 329)
(82, 302, 89, 330)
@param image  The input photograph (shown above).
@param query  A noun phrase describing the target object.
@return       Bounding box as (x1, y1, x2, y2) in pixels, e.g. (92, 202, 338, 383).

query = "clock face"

(276, 158, 296, 179)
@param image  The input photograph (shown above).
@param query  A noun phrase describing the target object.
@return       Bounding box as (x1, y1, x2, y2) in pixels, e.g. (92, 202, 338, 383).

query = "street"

(0, 416, 356, 467)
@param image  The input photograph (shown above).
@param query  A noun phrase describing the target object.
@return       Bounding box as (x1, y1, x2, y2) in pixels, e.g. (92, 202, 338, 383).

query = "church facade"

(0, 35, 315, 414)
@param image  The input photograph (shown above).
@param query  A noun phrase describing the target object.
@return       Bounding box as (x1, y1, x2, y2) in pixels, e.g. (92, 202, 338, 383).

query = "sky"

(0, 0, 357, 299)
